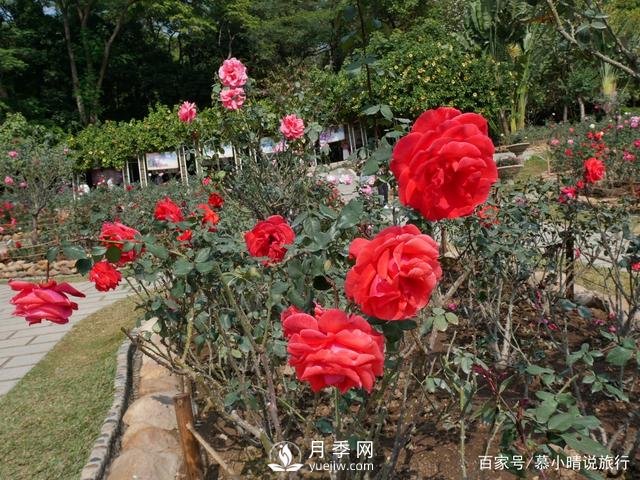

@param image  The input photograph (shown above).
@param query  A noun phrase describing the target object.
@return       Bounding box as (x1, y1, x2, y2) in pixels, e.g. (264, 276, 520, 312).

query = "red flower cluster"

(9, 280, 85, 325)
(282, 307, 384, 393)
(154, 197, 184, 222)
(245, 215, 295, 264)
(89, 261, 122, 292)
(99, 222, 141, 265)
(390, 107, 497, 221)
(345, 225, 442, 320)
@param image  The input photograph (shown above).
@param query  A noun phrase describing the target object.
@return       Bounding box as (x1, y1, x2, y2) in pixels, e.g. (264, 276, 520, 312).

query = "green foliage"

(313, 21, 513, 129)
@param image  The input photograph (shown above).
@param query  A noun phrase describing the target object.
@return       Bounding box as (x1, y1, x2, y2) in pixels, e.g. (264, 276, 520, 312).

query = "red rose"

(476, 205, 500, 227)
(9, 280, 86, 325)
(584, 157, 605, 183)
(154, 197, 184, 222)
(89, 261, 122, 292)
(345, 225, 442, 320)
(99, 221, 141, 265)
(244, 215, 295, 264)
(177, 229, 193, 242)
(631, 262, 640, 272)
(207, 193, 224, 209)
(390, 107, 497, 221)
(282, 307, 384, 393)
(196, 204, 220, 231)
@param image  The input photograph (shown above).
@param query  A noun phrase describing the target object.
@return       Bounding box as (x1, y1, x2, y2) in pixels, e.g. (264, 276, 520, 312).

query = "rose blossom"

(345, 225, 442, 320)
(623, 151, 636, 162)
(279, 114, 305, 140)
(154, 197, 184, 222)
(207, 192, 224, 209)
(196, 204, 219, 231)
(244, 215, 295, 264)
(631, 262, 640, 272)
(7, 150, 17, 158)
(177, 229, 193, 242)
(339, 174, 353, 185)
(89, 261, 122, 292)
(476, 205, 500, 227)
(325, 174, 338, 185)
(630, 116, 640, 128)
(9, 280, 86, 325)
(218, 57, 248, 88)
(360, 184, 373, 196)
(558, 186, 577, 203)
(567, 139, 574, 145)
(550, 138, 560, 146)
(390, 107, 497, 221)
(220, 88, 246, 110)
(282, 307, 384, 393)
(178, 101, 197, 123)
(4, 176, 14, 186)
(584, 157, 605, 183)
(202, 177, 212, 186)
(99, 221, 141, 265)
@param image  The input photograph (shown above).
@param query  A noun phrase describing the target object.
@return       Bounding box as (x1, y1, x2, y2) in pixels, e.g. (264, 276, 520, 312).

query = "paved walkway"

(0, 281, 131, 396)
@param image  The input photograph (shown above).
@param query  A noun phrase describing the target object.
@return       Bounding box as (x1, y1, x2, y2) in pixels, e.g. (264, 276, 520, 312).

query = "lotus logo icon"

(267, 441, 304, 472)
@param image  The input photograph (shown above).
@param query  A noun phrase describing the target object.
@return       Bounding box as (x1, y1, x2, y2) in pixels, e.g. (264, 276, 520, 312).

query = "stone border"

(80, 337, 136, 480)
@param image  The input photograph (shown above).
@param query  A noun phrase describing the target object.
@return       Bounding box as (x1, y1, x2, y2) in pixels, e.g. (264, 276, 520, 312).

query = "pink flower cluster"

(218, 58, 247, 110)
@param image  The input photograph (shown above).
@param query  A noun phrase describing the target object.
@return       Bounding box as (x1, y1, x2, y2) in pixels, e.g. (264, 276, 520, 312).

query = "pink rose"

(7, 150, 17, 158)
(550, 138, 560, 146)
(218, 58, 248, 88)
(202, 177, 212, 186)
(279, 114, 305, 140)
(19, 181, 27, 188)
(339, 174, 353, 185)
(360, 184, 373, 196)
(4, 176, 14, 186)
(178, 101, 197, 123)
(220, 88, 246, 110)
(631, 262, 640, 272)
(634, 139, 640, 149)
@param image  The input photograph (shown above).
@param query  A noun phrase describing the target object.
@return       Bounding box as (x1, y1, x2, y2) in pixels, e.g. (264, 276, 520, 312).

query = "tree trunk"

(60, 4, 88, 125)
(578, 96, 586, 122)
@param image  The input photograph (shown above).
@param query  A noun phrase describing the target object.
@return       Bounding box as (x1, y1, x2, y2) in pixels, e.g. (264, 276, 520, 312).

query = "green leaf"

(75, 258, 93, 275)
(361, 157, 380, 175)
(195, 261, 214, 274)
(195, 247, 211, 263)
(433, 315, 448, 332)
(146, 242, 168, 260)
(173, 259, 193, 276)
(560, 432, 608, 456)
(606, 346, 633, 366)
(534, 399, 558, 423)
(379, 104, 393, 120)
(362, 105, 380, 115)
(46, 247, 60, 263)
(336, 199, 363, 230)
(90, 246, 107, 257)
(105, 245, 122, 263)
(548, 412, 576, 432)
(444, 312, 459, 325)
(526, 365, 553, 376)
(63, 245, 87, 260)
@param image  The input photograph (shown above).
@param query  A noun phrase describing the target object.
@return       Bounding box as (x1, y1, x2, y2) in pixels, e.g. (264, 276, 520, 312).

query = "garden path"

(0, 281, 131, 395)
